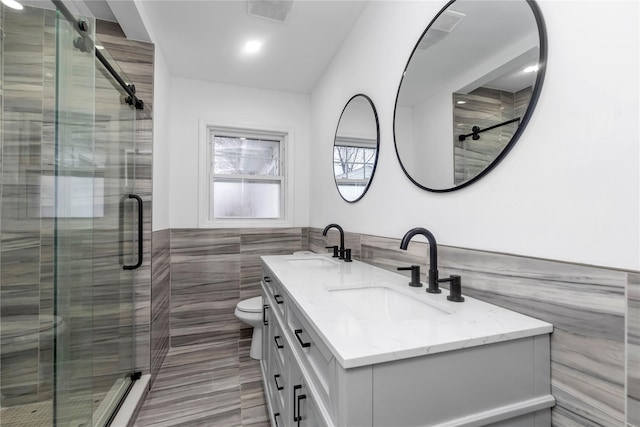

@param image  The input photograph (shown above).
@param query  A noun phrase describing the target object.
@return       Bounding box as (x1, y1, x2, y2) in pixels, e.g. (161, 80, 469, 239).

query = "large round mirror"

(394, 0, 546, 192)
(333, 94, 380, 202)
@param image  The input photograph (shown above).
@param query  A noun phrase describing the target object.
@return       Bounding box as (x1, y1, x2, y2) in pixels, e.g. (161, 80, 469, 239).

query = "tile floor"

(134, 330, 269, 427)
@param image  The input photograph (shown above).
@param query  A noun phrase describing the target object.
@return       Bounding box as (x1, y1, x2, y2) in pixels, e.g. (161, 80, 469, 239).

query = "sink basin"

(328, 284, 452, 321)
(287, 257, 337, 268)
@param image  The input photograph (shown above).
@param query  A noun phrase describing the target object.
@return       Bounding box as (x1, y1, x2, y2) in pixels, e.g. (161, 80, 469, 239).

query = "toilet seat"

(237, 296, 262, 313)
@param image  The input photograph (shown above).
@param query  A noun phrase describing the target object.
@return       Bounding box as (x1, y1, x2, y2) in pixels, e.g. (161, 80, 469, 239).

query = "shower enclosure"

(1, 2, 143, 425)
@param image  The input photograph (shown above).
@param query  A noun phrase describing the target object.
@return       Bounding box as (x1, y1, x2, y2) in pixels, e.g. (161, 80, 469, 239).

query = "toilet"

(234, 296, 264, 360)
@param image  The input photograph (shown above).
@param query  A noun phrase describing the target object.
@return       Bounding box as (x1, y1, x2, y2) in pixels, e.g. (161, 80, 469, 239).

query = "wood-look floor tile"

(135, 337, 266, 427)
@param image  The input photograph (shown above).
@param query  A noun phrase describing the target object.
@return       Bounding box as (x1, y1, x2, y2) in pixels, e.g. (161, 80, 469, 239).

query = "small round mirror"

(394, 0, 546, 192)
(333, 94, 380, 202)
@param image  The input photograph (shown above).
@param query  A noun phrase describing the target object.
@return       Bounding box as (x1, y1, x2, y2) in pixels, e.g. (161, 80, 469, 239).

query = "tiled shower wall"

(164, 226, 637, 426)
(0, 13, 156, 413)
(95, 21, 155, 377)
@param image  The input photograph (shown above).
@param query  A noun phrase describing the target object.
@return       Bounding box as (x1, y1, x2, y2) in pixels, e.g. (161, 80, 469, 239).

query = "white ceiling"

(138, 0, 369, 94)
(19, 0, 367, 94)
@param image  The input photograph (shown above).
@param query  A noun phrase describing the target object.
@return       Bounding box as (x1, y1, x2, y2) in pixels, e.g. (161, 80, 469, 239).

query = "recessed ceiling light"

(524, 65, 539, 73)
(2, 0, 23, 10)
(244, 40, 263, 54)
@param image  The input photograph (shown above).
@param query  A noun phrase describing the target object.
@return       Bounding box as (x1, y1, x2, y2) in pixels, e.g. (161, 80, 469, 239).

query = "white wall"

(134, 0, 172, 231)
(310, 0, 639, 270)
(152, 48, 172, 231)
(169, 77, 310, 228)
(411, 90, 453, 187)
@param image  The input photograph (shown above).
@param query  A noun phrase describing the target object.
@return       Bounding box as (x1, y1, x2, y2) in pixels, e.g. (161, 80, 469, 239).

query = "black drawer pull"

(274, 335, 284, 349)
(274, 294, 284, 304)
(274, 374, 284, 391)
(274, 412, 281, 427)
(294, 329, 310, 348)
(263, 276, 271, 283)
(293, 385, 302, 422)
(262, 305, 269, 326)
(296, 393, 307, 426)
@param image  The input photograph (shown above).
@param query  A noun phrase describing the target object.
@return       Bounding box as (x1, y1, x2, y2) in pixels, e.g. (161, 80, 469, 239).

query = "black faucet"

(323, 223, 346, 260)
(399, 227, 464, 302)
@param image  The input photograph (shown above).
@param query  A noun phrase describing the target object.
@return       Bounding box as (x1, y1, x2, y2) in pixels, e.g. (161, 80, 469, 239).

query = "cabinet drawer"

(261, 290, 271, 373)
(272, 320, 287, 368)
(269, 351, 286, 412)
(287, 303, 333, 405)
(290, 361, 329, 427)
(271, 280, 286, 317)
(262, 269, 276, 296)
(269, 384, 285, 427)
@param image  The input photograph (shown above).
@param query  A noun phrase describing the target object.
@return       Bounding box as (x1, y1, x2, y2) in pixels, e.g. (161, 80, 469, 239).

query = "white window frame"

(198, 119, 295, 228)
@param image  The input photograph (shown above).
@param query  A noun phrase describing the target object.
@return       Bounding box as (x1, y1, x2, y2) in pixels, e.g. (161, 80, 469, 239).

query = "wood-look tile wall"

(151, 229, 170, 388)
(0, 12, 155, 416)
(169, 228, 307, 347)
(0, 7, 56, 406)
(629, 273, 640, 426)
(95, 21, 155, 376)
(309, 227, 637, 426)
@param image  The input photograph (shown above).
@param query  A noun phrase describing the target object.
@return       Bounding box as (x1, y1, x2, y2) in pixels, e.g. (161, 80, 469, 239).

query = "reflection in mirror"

(394, 0, 546, 192)
(333, 94, 380, 202)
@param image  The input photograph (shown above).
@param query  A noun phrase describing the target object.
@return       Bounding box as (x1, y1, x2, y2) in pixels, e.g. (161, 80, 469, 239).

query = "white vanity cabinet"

(260, 256, 555, 427)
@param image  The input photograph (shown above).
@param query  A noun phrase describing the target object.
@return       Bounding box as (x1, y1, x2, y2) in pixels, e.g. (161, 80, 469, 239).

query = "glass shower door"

(55, 9, 137, 426)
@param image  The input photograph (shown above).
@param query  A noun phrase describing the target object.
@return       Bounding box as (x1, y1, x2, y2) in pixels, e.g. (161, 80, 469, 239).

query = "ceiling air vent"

(248, 0, 294, 23)
(418, 9, 466, 50)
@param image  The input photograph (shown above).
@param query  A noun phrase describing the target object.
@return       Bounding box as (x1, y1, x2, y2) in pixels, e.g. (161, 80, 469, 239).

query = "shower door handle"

(123, 194, 143, 270)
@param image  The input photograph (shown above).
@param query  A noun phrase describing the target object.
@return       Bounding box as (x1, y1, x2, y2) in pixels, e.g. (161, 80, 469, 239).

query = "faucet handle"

(397, 265, 422, 287)
(325, 246, 339, 258)
(442, 275, 464, 302)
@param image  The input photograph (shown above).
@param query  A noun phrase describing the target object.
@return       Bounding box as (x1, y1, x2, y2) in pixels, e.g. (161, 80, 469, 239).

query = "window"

(333, 138, 377, 200)
(199, 122, 292, 227)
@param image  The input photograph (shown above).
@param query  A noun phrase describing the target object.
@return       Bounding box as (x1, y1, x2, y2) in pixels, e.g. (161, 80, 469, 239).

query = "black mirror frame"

(393, 0, 548, 193)
(333, 94, 381, 203)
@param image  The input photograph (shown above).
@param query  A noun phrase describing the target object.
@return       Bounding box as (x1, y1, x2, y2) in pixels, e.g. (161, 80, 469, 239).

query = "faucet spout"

(399, 227, 440, 293)
(323, 223, 345, 259)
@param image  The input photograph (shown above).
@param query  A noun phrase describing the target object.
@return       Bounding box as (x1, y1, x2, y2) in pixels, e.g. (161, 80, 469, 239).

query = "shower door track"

(102, 372, 142, 427)
(51, 0, 145, 110)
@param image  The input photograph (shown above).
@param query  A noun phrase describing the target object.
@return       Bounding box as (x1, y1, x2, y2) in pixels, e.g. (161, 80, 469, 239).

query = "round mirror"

(333, 94, 380, 202)
(394, 0, 546, 192)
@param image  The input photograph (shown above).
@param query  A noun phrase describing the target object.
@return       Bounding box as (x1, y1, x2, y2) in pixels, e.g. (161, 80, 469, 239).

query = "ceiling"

(138, 0, 368, 94)
(19, 0, 367, 94)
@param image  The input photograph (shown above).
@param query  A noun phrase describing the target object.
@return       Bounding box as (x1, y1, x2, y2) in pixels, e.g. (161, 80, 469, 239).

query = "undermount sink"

(328, 284, 452, 321)
(287, 257, 337, 268)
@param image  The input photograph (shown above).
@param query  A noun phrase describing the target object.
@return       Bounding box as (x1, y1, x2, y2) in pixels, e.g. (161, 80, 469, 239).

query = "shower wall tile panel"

(0, 6, 54, 409)
(629, 273, 640, 426)
(0, 13, 154, 422)
(151, 229, 171, 387)
(96, 20, 155, 375)
(170, 228, 306, 347)
(309, 227, 635, 427)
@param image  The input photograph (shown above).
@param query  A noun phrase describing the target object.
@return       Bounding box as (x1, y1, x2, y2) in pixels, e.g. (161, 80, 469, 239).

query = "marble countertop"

(261, 253, 553, 369)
